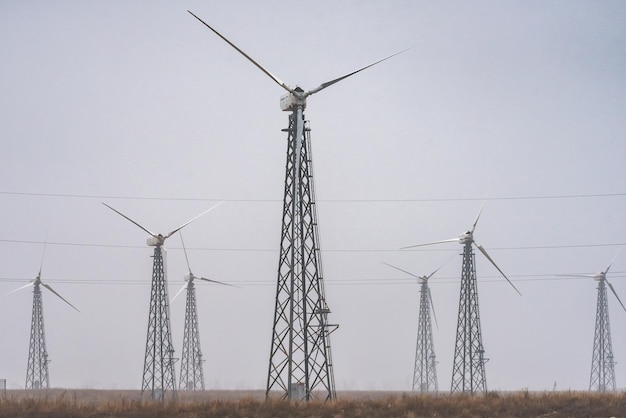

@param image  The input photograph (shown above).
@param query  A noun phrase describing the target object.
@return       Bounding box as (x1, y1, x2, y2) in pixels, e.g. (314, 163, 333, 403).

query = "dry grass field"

(1, 389, 625, 417)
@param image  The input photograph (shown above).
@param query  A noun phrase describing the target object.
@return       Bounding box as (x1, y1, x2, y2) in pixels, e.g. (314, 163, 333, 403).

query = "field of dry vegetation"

(1, 389, 625, 417)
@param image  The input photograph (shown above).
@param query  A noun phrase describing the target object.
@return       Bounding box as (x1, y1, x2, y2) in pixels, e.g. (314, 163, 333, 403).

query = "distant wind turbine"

(402, 207, 520, 394)
(103, 201, 223, 400)
(561, 248, 625, 392)
(5, 239, 79, 390)
(382, 259, 450, 393)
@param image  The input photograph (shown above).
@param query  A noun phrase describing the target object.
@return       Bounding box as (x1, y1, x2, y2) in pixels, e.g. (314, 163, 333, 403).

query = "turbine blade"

(165, 201, 224, 239)
(381, 261, 421, 280)
(471, 203, 485, 234)
(3, 282, 34, 297)
(607, 280, 626, 314)
(41, 283, 79, 312)
(39, 232, 48, 277)
(427, 286, 439, 330)
(604, 246, 623, 275)
(305, 44, 419, 97)
(180, 233, 192, 275)
(197, 277, 240, 288)
(400, 237, 460, 250)
(102, 202, 156, 237)
(187, 11, 294, 94)
(171, 283, 187, 303)
(426, 252, 459, 280)
(556, 273, 597, 279)
(475, 242, 522, 296)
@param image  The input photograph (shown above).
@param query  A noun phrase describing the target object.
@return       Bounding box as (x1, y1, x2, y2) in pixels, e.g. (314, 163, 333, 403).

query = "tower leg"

(266, 109, 336, 401)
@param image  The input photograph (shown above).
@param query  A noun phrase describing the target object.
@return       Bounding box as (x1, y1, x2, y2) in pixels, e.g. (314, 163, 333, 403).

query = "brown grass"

(0, 389, 625, 417)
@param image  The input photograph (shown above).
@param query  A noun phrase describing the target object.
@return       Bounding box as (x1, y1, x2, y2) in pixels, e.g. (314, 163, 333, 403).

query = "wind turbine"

(402, 208, 520, 394)
(382, 261, 446, 393)
(172, 233, 236, 391)
(188, 10, 412, 401)
(562, 249, 625, 392)
(5, 241, 79, 390)
(102, 201, 223, 400)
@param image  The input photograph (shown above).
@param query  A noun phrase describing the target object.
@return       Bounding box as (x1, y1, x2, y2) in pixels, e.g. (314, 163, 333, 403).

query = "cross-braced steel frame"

(589, 278, 616, 392)
(179, 281, 205, 391)
(142, 246, 177, 400)
(413, 281, 438, 392)
(450, 242, 487, 394)
(25, 283, 49, 390)
(266, 109, 336, 401)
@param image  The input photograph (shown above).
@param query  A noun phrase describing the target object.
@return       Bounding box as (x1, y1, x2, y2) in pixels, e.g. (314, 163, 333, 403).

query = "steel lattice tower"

(103, 202, 221, 400)
(142, 246, 177, 400)
(403, 209, 520, 395)
(589, 277, 616, 392)
(450, 242, 487, 394)
(179, 279, 205, 391)
(187, 10, 412, 402)
(266, 111, 336, 401)
(25, 281, 49, 390)
(413, 280, 438, 392)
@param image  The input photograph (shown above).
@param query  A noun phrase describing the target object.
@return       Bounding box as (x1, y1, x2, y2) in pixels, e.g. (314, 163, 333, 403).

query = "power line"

(0, 238, 624, 252)
(1, 273, 624, 287)
(0, 190, 625, 202)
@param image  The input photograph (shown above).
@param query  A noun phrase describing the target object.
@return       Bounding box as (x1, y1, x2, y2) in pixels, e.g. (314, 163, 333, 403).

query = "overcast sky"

(1, 1, 625, 392)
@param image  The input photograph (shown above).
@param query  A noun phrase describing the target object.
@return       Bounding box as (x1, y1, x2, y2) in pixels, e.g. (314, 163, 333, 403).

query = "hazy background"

(1, 1, 625, 392)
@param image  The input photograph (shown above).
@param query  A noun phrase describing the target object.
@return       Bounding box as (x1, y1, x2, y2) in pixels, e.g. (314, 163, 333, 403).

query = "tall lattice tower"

(6, 244, 79, 390)
(402, 209, 521, 394)
(413, 278, 438, 393)
(589, 276, 615, 392)
(25, 280, 49, 390)
(174, 234, 235, 391)
(103, 202, 222, 400)
(382, 261, 444, 393)
(267, 112, 336, 401)
(142, 245, 177, 399)
(178, 278, 204, 391)
(188, 11, 410, 401)
(562, 253, 626, 392)
(450, 241, 487, 393)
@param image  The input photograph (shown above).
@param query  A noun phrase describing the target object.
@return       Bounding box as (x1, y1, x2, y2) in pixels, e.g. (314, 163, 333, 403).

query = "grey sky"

(1, 1, 625, 391)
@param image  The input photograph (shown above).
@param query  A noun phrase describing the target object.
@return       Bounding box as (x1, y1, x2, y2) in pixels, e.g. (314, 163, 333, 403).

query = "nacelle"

(280, 91, 306, 112)
(147, 235, 165, 247)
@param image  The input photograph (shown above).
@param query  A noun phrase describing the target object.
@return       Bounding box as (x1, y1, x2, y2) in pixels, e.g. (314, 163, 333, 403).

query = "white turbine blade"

(41, 283, 79, 312)
(188, 11, 294, 94)
(102, 202, 156, 237)
(305, 44, 419, 97)
(426, 252, 459, 281)
(556, 273, 597, 279)
(381, 261, 421, 280)
(604, 246, 623, 275)
(171, 283, 187, 303)
(38, 232, 48, 277)
(3, 281, 34, 297)
(180, 233, 192, 274)
(165, 201, 224, 239)
(475, 242, 522, 296)
(400, 237, 460, 250)
(427, 286, 439, 330)
(197, 277, 240, 288)
(471, 203, 485, 235)
(606, 280, 626, 314)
